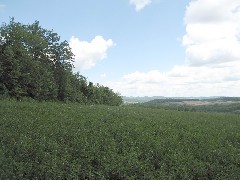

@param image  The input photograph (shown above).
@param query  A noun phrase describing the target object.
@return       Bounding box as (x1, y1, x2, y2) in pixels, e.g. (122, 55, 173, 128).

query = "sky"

(0, 0, 240, 97)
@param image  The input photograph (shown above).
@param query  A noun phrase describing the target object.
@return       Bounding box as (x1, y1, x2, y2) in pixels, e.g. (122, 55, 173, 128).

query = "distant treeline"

(207, 97, 240, 102)
(0, 18, 122, 105)
(146, 97, 240, 104)
(148, 98, 199, 104)
(130, 98, 240, 114)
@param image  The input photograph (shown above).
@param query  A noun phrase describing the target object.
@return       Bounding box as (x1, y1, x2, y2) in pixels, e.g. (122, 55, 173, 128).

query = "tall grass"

(0, 100, 240, 179)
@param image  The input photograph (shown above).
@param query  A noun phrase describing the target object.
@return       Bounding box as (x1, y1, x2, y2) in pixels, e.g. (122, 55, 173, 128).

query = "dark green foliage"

(1, 100, 240, 179)
(0, 18, 122, 105)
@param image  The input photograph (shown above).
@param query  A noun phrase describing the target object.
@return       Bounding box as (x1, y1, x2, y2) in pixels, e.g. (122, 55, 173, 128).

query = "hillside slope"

(1, 100, 240, 179)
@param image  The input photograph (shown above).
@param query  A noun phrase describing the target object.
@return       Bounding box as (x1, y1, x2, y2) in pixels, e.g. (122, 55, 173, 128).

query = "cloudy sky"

(1, 0, 240, 97)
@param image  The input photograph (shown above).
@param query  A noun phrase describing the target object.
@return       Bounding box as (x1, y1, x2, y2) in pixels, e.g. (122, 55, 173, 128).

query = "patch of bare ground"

(182, 101, 238, 106)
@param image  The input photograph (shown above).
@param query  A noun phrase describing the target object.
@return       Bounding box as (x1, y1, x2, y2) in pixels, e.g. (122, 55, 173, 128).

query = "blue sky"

(1, 0, 240, 97)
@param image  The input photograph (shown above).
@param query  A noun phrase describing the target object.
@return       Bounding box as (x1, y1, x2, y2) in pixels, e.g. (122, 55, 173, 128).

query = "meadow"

(0, 100, 240, 179)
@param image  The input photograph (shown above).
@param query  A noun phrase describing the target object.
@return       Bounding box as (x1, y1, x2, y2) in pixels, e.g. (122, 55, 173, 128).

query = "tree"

(0, 18, 122, 105)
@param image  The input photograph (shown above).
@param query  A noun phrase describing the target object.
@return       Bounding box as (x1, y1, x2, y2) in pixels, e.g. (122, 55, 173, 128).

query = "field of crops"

(1, 100, 240, 179)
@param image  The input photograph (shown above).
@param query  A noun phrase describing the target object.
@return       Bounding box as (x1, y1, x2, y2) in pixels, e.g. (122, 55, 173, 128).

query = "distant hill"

(123, 96, 240, 104)
(133, 97, 240, 114)
(122, 96, 165, 103)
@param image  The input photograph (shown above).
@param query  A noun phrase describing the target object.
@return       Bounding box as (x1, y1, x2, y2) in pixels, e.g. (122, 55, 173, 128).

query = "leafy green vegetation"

(0, 18, 122, 105)
(1, 100, 240, 179)
(1, 18, 240, 179)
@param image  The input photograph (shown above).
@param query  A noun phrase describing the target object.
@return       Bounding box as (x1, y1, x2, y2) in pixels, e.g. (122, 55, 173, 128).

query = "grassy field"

(1, 100, 240, 179)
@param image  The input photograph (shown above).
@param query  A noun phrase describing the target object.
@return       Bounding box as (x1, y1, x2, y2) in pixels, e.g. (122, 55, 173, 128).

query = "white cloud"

(183, 0, 240, 66)
(105, 62, 240, 97)
(104, 0, 240, 97)
(69, 36, 114, 72)
(129, 0, 152, 11)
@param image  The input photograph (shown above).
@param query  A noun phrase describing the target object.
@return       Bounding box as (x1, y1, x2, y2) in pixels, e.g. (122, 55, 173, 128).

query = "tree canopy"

(0, 18, 122, 105)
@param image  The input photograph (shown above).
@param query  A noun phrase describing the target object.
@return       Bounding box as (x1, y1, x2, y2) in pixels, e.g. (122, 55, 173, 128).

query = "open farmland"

(138, 97, 240, 114)
(1, 100, 240, 179)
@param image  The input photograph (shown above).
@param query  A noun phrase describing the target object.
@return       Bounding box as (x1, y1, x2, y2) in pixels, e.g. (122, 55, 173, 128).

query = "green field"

(1, 100, 240, 179)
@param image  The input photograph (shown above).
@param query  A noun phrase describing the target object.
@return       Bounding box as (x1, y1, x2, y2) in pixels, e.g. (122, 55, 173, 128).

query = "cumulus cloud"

(69, 36, 114, 72)
(129, 0, 152, 11)
(104, 0, 240, 97)
(105, 62, 240, 97)
(183, 0, 240, 66)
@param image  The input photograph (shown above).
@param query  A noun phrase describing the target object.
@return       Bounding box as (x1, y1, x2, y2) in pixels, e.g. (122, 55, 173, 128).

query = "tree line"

(0, 18, 122, 105)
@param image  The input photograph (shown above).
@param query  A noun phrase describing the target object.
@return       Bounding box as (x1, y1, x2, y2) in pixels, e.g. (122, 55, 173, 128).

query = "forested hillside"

(0, 18, 122, 105)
